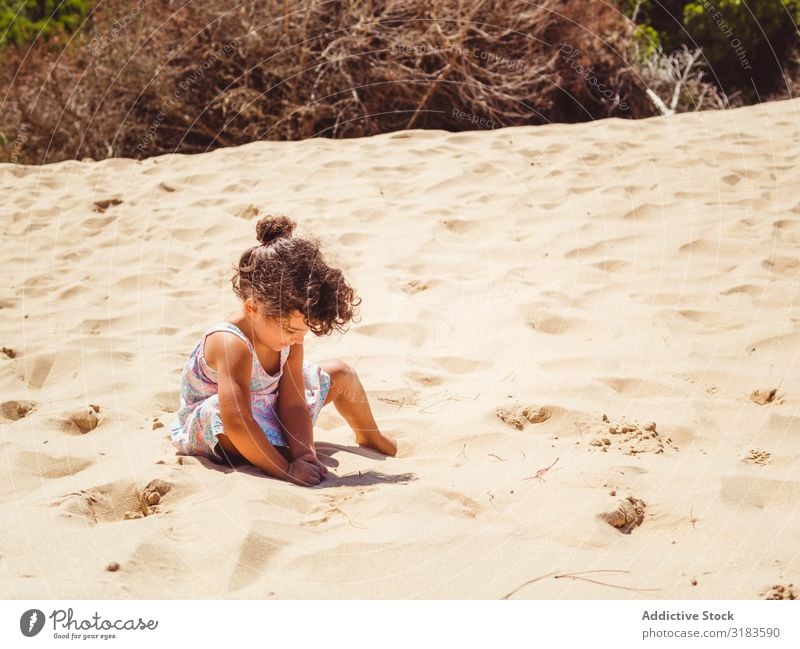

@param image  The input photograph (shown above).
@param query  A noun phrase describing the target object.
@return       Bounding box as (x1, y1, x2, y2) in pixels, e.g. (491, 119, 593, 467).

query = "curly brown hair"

(230, 214, 361, 336)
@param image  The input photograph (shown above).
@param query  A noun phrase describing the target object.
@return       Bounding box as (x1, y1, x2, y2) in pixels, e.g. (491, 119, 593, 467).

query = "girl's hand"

(292, 447, 329, 477)
(310, 455, 329, 477)
(287, 453, 324, 487)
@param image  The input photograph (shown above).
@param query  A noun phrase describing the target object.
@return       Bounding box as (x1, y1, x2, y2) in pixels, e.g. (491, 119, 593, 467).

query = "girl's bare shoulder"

(203, 327, 250, 374)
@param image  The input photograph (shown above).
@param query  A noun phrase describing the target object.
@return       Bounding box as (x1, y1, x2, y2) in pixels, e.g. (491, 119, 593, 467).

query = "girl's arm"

(214, 335, 293, 480)
(277, 343, 316, 460)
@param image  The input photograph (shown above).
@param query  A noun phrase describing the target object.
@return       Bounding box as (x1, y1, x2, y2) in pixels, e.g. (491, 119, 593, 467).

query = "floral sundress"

(169, 321, 331, 462)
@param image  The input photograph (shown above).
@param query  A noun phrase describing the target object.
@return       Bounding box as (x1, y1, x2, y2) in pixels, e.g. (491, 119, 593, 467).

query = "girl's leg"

(318, 359, 398, 457)
(217, 433, 292, 465)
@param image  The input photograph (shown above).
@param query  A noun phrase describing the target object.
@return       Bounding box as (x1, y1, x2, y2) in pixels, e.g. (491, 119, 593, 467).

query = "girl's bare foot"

(319, 360, 399, 457)
(355, 431, 398, 457)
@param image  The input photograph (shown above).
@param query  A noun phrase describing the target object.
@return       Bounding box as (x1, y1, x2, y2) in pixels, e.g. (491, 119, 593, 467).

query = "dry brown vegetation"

(2, 0, 657, 163)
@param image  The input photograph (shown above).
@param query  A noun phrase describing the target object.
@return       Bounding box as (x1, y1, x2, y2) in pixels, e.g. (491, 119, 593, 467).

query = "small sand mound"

(743, 448, 772, 465)
(66, 405, 101, 433)
(54, 478, 172, 524)
(495, 404, 552, 430)
(585, 416, 677, 455)
(762, 583, 797, 600)
(124, 479, 173, 520)
(602, 496, 646, 534)
(523, 406, 551, 424)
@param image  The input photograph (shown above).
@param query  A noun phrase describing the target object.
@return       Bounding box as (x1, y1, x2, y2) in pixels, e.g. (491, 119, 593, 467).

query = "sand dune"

(1, 97, 799, 599)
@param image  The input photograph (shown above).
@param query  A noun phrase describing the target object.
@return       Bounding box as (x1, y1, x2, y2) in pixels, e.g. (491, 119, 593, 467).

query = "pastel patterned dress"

(169, 321, 331, 462)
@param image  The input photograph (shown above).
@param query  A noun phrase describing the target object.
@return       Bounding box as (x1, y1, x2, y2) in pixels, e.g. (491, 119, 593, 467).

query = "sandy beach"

(1, 96, 799, 599)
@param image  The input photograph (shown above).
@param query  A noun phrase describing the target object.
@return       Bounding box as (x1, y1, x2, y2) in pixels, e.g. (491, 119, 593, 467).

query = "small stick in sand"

(523, 457, 560, 482)
(554, 569, 662, 593)
(501, 570, 562, 599)
(502, 569, 662, 599)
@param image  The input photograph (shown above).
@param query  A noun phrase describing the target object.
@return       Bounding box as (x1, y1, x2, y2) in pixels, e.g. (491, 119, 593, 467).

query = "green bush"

(620, 0, 800, 100)
(620, 1, 690, 52)
(683, 0, 800, 98)
(0, 0, 91, 47)
(632, 23, 662, 59)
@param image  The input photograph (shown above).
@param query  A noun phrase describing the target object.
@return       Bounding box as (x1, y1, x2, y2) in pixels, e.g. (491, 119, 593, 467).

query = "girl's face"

(245, 299, 308, 351)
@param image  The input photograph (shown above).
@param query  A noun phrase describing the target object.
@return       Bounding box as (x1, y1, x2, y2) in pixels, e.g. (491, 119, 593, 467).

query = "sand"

(1, 97, 799, 599)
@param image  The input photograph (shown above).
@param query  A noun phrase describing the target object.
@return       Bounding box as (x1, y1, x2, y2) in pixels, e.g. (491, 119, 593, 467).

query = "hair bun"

(256, 214, 296, 245)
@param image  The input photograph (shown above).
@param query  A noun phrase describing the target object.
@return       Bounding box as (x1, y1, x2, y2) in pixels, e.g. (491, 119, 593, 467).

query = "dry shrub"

(632, 44, 734, 113)
(1, 0, 650, 163)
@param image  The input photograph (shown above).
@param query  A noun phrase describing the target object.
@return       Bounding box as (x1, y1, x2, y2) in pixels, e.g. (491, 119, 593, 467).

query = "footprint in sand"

(18, 451, 93, 479)
(600, 496, 646, 534)
(525, 313, 571, 334)
(440, 218, 478, 235)
(431, 356, 490, 374)
(227, 531, 281, 591)
(0, 399, 36, 421)
(621, 202, 663, 220)
(564, 236, 634, 259)
(773, 219, 800, 244)
(24, 353, 54, 389)
(152, 391, 180, 412)
(762, 256, 800, 275)
(598, 377, 673, 398)
(399, 278, 436, 293)
(236, 204, 261, 219)
(721, 173, 742, 186)
(404, 371, 444, 387)
(518, 302, 576, 335)
(84, 214, 117, 229)
(719, 475, 800, 509)
(338, 232, 373, 247)
(92, 198, 123, 212)
(353, 321, 428, 347)
(719, 284, 764, 298)
(749, 388, 778, 405)
(430, 489, 483, 519)
(592, 259, 629, 272)
(52, 478, 173, 524)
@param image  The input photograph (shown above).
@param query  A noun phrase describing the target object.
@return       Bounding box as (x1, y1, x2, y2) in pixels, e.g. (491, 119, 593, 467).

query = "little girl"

(169, 214, 397, 487)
